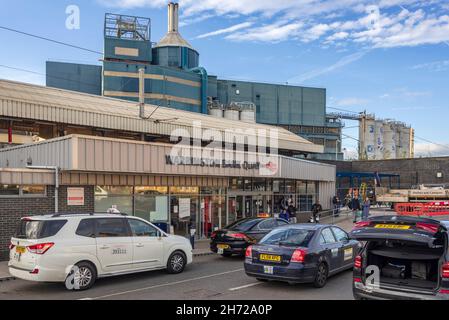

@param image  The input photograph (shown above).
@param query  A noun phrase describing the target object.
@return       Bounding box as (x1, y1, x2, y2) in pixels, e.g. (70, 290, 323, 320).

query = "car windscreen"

(15, 219, 67, 239)
(260, 228, 315, 247)
(226, 219, 261, 231)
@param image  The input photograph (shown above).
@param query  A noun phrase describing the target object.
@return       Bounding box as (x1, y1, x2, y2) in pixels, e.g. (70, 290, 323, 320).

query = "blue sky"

(1, 0, 448, 158)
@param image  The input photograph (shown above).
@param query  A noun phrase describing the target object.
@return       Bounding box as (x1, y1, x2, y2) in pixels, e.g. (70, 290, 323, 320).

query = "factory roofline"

(0, 79, 323, 154)
(212, 76, 327, 91)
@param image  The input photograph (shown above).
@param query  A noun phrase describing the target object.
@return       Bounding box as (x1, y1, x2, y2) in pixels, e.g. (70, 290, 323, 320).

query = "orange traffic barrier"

(395, 203, 449, 217)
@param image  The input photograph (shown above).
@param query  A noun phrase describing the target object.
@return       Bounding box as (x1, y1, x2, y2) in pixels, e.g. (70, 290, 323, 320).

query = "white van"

(9, 213, 193, 290)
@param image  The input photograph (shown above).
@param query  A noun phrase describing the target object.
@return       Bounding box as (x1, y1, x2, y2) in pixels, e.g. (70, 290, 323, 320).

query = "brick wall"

(0, 185, 94, 261)
(320, 157, 449, 189)
(351, 157, 449, 188)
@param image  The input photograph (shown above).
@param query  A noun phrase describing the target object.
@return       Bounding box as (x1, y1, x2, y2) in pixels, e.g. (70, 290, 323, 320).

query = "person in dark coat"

(332, 195, 341, 217)
(311, 200, 323, 223)
(352, 197, 362, 223)
(279, 208, 290, 221)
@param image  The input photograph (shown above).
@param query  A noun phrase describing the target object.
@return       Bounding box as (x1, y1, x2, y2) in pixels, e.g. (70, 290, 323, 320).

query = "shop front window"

(170, 195, 199, 237)
(0, 185, 19, 196)
(252, 178, 266, 192)
(0, 185, 46, 197)
(94, 186, 133, 214)
(243, 178, 252, 191)
(134, 186, 168, 222)
(285, 180, 295, 193)
(230, 178, 243, 191)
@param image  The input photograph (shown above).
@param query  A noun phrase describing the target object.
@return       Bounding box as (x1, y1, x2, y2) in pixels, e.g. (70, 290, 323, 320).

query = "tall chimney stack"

(168, 2, 179, 33)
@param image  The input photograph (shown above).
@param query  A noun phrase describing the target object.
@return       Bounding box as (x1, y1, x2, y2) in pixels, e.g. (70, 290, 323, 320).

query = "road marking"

(228, 282, 263, 291)
(82, 268, 244, 300)
(78, 298, 93, 300)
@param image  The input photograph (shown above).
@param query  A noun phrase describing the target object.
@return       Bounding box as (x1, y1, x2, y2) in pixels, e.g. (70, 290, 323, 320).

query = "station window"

(0, 185, 46, 197)
(22, 185, 46, 196)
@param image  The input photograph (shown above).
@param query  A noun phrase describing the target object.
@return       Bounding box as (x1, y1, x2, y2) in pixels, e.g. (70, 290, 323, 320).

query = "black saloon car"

(244, 224, 359, 287)
(349, 215, 449, 300)
(210, 217, 289, 257)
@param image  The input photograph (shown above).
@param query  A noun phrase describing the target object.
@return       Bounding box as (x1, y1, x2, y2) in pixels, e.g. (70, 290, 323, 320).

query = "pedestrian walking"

(287, 204, 297, 223)
(311, 200, 323, 223)
(332, 195, 341, 217)
(352, 197, 361, 223)
(362, 197, 371, 221)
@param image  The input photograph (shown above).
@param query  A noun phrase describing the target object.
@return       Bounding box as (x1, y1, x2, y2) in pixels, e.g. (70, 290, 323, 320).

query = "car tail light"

(9, 242, 15, 250)
(439, 289, 449, 294)
(442, 262, 449, 278)
(210, 231, 217, 239)
(30, 268, 39, 274)
(229, 232, 247, 240)
(354, 221, 371, 229)
(416, 222, 439, 234)
(291, 249, 307, 263)
(354, 255, 362, 269)
(27, 242, 54, 254)
(245, 245, 253, 258)
(353, 277, 362, 283)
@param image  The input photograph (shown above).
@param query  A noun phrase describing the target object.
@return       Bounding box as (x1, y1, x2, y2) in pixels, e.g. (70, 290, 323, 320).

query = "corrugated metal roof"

(0, 79, 323, 153)
(0, 134, 335, 182)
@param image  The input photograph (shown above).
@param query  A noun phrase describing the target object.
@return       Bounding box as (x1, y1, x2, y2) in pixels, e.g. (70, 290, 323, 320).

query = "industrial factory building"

(44, 2, 343, 161)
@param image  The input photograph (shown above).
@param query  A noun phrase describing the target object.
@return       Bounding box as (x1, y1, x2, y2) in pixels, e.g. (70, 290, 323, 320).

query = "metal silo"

(208, 99, 223, 118)
(361, 118, 376, 160)
(224, 102, 240, 121)
(374, 120, 384, 159)
(238, 101, 256, 123)
(383, 122, 395, 159)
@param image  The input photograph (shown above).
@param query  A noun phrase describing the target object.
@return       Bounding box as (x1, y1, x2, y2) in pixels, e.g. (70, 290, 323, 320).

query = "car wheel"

(313, 263, 328, 288)
(65, 261, 96, 291)
(167, 251, 187, 274)
(256, 278, 269, 282)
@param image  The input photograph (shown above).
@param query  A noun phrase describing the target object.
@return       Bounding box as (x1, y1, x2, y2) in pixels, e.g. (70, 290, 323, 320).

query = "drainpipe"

(8, 121, 12, 144)
(26, 165, 59, 213)
(189, 67, 208, 114)
(138, 68, 146, 118)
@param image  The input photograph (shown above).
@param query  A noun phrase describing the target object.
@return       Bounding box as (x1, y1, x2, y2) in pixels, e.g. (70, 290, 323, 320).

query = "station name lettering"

(165, 155, 260, 170)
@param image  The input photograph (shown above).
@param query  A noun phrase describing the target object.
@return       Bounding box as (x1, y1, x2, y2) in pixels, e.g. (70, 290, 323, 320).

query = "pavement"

(0, 207, 392, 284)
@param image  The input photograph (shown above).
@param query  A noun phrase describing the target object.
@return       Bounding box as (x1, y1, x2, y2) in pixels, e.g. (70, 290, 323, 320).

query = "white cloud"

(325, 31, 349, 42)
(415, 142, 449, 157)
(97, 0, 167, 8)
(196, 22, 253, 39)
(334, 97, 370, 107)
(98, 0, 449, 49)
(225, 21, 303, 42)
(179, 14, 214, 27)
(288, 48, 371, 83)
(410, 59, 449, 71)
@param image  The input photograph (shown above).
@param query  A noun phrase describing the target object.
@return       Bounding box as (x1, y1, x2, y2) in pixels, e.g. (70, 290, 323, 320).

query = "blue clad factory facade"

(45, 2, 343, 160)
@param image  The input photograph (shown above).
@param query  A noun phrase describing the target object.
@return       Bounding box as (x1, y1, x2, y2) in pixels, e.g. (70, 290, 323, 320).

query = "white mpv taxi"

(8, 213, 193, 290)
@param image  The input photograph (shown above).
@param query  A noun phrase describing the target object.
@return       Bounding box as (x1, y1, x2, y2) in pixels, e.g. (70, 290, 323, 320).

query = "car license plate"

(15, 246, 26, 254)
(217, 244, 230, 249)
(259, 254, 281, 262)
(263, 266, 274, 274)
(374, 224, 410, 230)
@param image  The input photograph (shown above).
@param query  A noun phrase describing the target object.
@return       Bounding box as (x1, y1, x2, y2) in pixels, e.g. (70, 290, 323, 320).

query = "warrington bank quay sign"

(165, 155, 261, 170)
